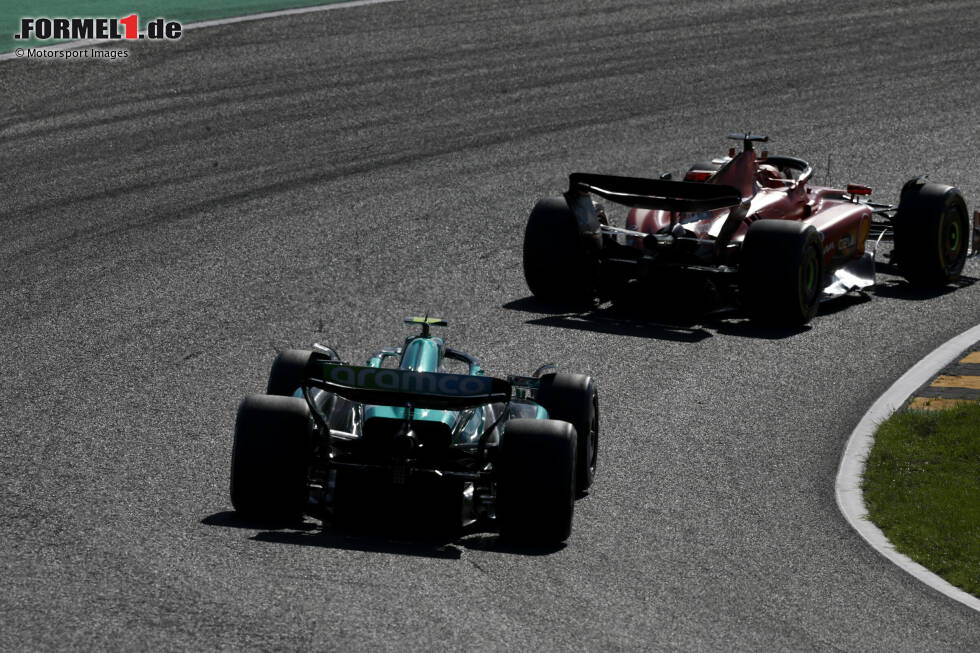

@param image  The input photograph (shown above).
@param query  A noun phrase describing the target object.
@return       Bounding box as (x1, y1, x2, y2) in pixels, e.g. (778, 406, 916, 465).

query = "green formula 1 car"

(230, 317, 599, 544)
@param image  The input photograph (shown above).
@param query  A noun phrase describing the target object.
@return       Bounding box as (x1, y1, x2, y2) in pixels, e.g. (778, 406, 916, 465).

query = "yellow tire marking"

(959, 351, 980, 364)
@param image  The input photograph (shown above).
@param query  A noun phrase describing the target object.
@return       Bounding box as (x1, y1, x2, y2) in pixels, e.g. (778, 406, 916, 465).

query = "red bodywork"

(624, 148, 873, 272)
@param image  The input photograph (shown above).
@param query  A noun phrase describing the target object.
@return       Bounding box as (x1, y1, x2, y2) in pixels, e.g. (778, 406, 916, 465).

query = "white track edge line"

(0, 0, 405, 62)
(835, 322, 980, 613)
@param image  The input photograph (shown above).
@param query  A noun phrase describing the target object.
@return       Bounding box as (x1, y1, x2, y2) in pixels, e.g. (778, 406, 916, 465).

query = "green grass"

(1, 1, 345, 53)
(863, 402, 980, 596)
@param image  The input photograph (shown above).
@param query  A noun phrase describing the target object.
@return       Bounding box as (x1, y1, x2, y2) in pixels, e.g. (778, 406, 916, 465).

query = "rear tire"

(740, 220, 823, 325)
(536, 373, 599, 494)
(496, 419, 576, 545)
(893, 179, 969, 286)
(523, 198, 599, 307)
(267, 349, 313, 396)
(230, 395, 311, 522)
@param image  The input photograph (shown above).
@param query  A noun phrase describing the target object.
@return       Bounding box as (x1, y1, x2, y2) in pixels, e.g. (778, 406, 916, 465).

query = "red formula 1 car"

(523, 133, 976, 325)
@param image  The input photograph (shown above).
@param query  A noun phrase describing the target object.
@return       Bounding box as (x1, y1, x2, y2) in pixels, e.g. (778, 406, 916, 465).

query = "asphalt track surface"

(2, 0, 979, 649)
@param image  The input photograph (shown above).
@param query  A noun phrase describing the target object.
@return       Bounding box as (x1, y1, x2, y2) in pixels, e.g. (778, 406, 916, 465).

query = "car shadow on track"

(872, 275, 977, 300)
(503, 296, 714, 343)
(711, 291, 873, 338)
(202, 511, 564, 559)
(503, 296, 816, 341)
(504, 270, 972, 341)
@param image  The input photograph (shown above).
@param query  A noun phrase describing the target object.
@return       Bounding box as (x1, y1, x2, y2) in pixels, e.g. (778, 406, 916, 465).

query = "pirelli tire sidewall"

(230, 394, 312, 523)
(893, 179, 969, 287)
(739, 219, 823, 326)
(495, 418, 576, 545)
(535, 372, 599, 495)
(266, 349, 314, 396)
(523, 197, 599, 307)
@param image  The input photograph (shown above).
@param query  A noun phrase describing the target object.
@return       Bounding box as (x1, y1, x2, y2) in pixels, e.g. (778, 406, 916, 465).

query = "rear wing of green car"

(306, 361, 512, 410)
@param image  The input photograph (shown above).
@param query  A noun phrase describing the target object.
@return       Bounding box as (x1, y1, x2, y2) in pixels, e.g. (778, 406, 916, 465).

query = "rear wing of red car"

(568, 172, 742, 212)
(306, 361, 512, 410)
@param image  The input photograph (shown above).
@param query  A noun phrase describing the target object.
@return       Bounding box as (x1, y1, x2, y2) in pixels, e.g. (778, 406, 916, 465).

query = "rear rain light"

(686, 170, 713, 182)
(847, 184, 872, 196)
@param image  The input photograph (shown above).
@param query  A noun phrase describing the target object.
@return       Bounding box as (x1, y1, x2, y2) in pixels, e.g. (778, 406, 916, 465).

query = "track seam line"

(835, 323, 980, 613)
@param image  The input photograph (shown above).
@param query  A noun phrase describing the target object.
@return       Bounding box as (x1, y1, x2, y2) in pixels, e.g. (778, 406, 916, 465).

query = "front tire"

(523, 197, 599, 307)
(740, 220, 823, 325)
(266, 349, 313, 396)
(536, 373, 599, 494)
(495, 419, 576, 545)
(230, 394, 312, 522)
(893, 179, 969, 286)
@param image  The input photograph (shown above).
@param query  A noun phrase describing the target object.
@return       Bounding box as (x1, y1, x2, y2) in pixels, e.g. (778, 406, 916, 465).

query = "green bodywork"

(365, 336, 458, 426)
(363, 334, 546, 433)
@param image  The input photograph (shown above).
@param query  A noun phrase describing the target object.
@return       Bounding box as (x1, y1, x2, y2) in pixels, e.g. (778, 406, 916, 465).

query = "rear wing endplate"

(568, 172, 742, 212)
(307, 362, 511, 410)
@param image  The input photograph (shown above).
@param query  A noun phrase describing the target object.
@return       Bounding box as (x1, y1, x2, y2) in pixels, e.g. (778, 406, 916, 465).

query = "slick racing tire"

(740, 220, 823, 326)
(523, 197, 599, 307)
(496, 419, 576, 545)
(536, 373, 599, 494)
(230, 394, 311, 523)
(892, 178, 969, 286)
(267, 349, 313, 396)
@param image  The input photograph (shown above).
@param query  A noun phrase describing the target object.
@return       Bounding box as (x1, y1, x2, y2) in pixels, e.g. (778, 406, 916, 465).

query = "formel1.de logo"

(15, 15, 182, 41)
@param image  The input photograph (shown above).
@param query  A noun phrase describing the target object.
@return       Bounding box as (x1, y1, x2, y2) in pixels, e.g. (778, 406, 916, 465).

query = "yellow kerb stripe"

(930, 375, 980, 390)
(959, 352, 980, 364)
(908, 397, 974, 411)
